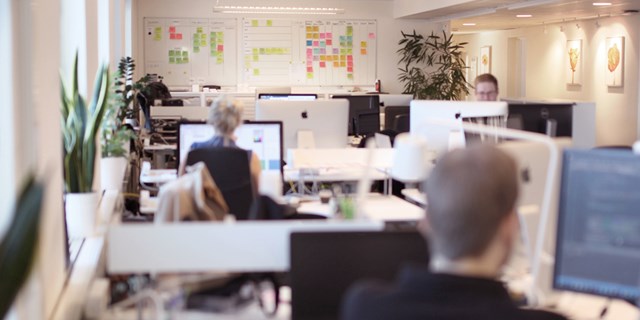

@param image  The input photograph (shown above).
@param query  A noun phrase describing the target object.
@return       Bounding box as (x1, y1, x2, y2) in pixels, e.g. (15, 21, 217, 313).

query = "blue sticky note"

(307, 40, 313, 46)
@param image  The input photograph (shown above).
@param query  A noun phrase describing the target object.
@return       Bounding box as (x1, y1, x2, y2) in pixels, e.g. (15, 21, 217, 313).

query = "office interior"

(2, 0, 640, 319)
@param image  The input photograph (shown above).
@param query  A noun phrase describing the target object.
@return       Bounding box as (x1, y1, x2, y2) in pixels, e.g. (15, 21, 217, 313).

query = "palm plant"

(61, 53, 111, 193)
(397, 30, 470, 100)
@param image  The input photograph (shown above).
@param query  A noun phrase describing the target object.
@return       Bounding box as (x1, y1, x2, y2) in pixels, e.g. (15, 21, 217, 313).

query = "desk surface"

(297, 194, 424, 222)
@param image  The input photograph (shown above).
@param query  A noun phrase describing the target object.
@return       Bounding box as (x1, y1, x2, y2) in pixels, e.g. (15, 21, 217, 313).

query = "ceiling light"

(516, 14, 533, 18)
(507, 0, 562, 10)
(592, 2, 612, 6)
(462, 23, 477, 26)
(213, 6, 345, 15)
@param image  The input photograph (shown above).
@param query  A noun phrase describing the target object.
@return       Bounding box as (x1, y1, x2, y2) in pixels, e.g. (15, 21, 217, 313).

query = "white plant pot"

(65, 192, 99, 240)
(100, 157, 128, 191)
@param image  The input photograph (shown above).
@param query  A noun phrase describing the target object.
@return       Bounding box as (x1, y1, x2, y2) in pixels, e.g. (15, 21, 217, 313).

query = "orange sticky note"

(333, 61, 339, 68)
(361, 48, 367, 55)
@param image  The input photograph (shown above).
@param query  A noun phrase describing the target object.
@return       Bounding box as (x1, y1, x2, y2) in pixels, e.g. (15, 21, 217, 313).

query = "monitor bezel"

(257, 93, 318, 100)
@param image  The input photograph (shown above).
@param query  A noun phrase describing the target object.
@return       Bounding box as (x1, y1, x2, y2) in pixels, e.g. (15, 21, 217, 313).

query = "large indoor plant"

(397, 30, 470, 100)
(61, 53, 110, 238)
(114, 56, 149, 125)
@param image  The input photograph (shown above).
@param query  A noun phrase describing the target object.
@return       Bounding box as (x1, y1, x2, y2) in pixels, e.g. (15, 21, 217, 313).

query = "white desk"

(297, 194, 424, 222)
(139, 168, 177, 185)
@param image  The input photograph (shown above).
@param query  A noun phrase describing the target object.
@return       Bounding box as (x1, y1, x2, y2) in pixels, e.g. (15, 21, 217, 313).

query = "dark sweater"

(341, 265, 567, 320)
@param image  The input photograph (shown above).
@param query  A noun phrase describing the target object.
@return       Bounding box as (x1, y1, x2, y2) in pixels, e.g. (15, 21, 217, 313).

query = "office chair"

(185, 147, 256, 220)
(393, 113, 410, 133)
(383, 106, 409, 130)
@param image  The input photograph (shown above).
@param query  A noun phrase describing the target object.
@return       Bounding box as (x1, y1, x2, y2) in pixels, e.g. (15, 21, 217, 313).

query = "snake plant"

(61, 53, 111, 193)
(0, 174, 45, 318)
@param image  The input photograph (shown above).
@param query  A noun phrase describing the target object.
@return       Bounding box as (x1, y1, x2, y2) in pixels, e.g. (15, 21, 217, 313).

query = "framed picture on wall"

(606, 36, 624, 87)
(566, 39, 582, 86)
(469, 56, 478, 84)
(479, 46, 491, 74)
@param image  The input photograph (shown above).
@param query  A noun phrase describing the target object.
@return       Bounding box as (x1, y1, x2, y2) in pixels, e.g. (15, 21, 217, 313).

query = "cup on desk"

(319, 189, 332, 204)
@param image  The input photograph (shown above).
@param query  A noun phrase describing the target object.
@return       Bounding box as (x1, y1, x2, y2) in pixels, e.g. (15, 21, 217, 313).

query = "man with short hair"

(475, 73, 499, 101)
(341, 146, 566, 320)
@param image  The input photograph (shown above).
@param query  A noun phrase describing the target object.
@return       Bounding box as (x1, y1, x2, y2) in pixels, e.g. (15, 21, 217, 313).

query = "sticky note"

(176, 33, 183, 40)
(267, 20, 273, 27)
(320, 41, 326, 48)
(361, 48, 367, 55)
(254, 69, 260, 76)
(313, 33, 319, 39)
(307, 60, 313, 66)
(217, 32, 223, 38)
(182, 51, 188, 57)
(320, 55, 326, 61)
(369, 32, 376, 39)
(326, 39, 332, 46)
(169, 50, 175, 56)
(361, 41, 367, 47)
(327, 32, 332, 38)
(340, 61, 346, 67)
(307, 72, 314, 79)
(253, 48, 259, 54)
(333, 49, 339, 54)
(347, 55, 353, 61)
(320, 33, 326, 39)
(333, 54, 339, 60)
(217, 44, 224, 51)
(155, 27, 162, 33)
(326, 55, 332, 61)
(313, 40, 319, 46)
(253, 55, 259, 61)
(307, 66, 313, 72)
(306, 33, 313, 39)
(183, 57, 189, 63)
(169, 57, 175, 64)
(347, 41, 352, 47)
(320, 48, 326, 54)
(313, 56, 319, 61)
(259, 48, 265, 54)
(306, 26, 313, 32)
(176, 57, 182, 64)
(333, 61, 339, 68)
(251, 20, 258, 27)
(347, 49, 353, 55)
(307, 40, 313, 46)
(197, 27, 203, 33)
(266, 48, 272, 54)
(347, 74, 354, 80)
(217, 57, 224, 64)
(170, 33, 176, 40)
(340, 35, 346, 42)
(347, 66, 353, 72)
(211, 51, 218, 57)
(341, 49, 346, 55)
(348, 61, 354, 67)
(201, 41, 206, 46)
(169, 26, 176, 33)
(201, 33, 207, 39)
(194, 47, 200, 53)
(313, 26, 319, 32)
(154, 34, 161, 41)
(320, 61, 326, 68)
(307, 48, 313, 55)
(340, 55, 346, 60)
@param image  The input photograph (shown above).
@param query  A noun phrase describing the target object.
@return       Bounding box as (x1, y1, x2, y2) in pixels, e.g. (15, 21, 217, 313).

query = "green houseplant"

(61, 53, 110, 238)
(0, 174, 45, 318)
(114, 57, 149, 124)
(397, 30, 470, 100)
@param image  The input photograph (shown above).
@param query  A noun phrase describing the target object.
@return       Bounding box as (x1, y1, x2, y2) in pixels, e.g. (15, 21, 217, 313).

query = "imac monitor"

(255, 99, 349, 151)
(331, 95, 381, 136)
(507, 103, 573, 137)
(290, 231, 429, 320)
(410, 100, 508, 156)
(177, 121, 284, 175)
(553, 149, 640, 302)
(257, 93, 318, 101)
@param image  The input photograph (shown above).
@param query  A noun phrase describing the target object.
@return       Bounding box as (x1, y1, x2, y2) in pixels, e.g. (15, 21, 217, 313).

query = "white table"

(297, 194, 425, 222)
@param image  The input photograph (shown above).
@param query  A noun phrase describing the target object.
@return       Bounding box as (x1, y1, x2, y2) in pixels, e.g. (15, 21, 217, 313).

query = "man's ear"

(500, 209, 519, 241)
(418, 212, 431, 237)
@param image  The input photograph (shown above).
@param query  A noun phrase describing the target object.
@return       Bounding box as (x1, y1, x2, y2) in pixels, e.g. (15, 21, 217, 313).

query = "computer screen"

(290, 231, 429, 320)
(177, 121, 283, 174)
(255, 99, 349, 151)
(554, 149, 640, 302)
(257, 93, 318, 101)
(507, 103, 573, 137)
(332, 95, 381, 136)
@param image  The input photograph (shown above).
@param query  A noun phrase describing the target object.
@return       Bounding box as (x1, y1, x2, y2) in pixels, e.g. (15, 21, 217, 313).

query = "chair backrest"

(393, 113, 410, 133)
(185, 147, 255, 220)
(384, 106, 409, 130)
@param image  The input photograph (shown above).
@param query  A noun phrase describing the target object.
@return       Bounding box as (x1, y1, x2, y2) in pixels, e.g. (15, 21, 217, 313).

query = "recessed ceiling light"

(462, 23, 477, 26)
(516, 14, 533, 18)
(593, 2, 612, 6)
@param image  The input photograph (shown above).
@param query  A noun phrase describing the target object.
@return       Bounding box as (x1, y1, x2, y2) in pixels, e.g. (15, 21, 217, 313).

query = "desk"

(401, 188, 427, 206)
(143, 143, 176, 168)
(297, 194, 424, 222)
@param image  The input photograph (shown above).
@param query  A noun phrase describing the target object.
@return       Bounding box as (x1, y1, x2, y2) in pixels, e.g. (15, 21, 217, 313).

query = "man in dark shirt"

(341, 145, 567, 320)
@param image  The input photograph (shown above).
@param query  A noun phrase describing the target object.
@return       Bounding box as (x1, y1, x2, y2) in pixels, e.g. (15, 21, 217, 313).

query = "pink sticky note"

(217, 44, 224, 51)
(368, 32, 376, 39)
(313, 40, 319, 46)
(347, 67, 353, 72)
(176, 33, 183, 40)
(347, 61, 354, 67)
(320, 61, 326, 68)
(347, 55, 353, 61)
(327, 33, 332, 38)
(307, 60, 313, 66)
(320, 33, 326, 39)
(326, 39, 333, 46)
(307, 66, 313, 72)
(169, 26, 176, 33)
(170, 33, 176, 40)
(307, 48, 313, 55)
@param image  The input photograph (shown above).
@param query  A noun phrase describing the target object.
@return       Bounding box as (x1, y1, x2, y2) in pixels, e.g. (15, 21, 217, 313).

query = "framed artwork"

(566, 40, 582, 85)
(479, 46, 491, 74)
(606, 36, 624, 87)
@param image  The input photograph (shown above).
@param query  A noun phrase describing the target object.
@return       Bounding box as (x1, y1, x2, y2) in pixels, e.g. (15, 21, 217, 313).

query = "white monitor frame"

(255, 99, 349, 151)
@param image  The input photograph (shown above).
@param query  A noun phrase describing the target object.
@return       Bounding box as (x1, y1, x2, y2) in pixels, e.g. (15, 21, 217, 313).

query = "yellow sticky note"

(253, 48, 259, 54)
(313, 26, 319, 32)
(266, 48, 272, 55)
(306, 26, 313, 32)
(254, 69, 260, 76)
(340, 55, 346, 60)
(200, 41, 206, 46)
(245, 61, 251, 68)
(197, 27, 203, 33)
(253, 55, 259, 62)
(306, 33, 313, 39)
(313, 33, 319, 39)
(361, 41, 367, 47)
(326, 55, 332, 61)
(320, 55, 326, 61)
(347, 74, 354, 80)
(340, 61, 346, 67)
(245, 55, 251, 61)
(307, 72, 314, 79)
(251, 20, 258, 27)
(333, 55, 339, 61)
(217, 57, 224, 64)
(267, 20, 273, 27)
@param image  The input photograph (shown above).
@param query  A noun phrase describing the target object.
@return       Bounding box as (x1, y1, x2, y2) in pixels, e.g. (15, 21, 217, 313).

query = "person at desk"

(341, 146, 566, 320)
(474, 73, 499, 101)
(179, 97, 261, 186)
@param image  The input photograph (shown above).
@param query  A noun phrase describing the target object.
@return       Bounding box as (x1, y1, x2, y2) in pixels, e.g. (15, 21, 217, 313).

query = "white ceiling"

(395, 0, 640, 32)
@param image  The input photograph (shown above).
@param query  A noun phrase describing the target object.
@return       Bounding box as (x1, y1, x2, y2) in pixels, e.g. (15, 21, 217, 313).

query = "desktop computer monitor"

(177, 121, 283, 175)
(410, 100, 508, 156)
(331, 95, 381, 136)
(255, 99, 349, 151)
(290, 231, 429, 320)
(257, 93, 318, 101)
(553, 149, 640, 302)
(507, 102, 573, 137)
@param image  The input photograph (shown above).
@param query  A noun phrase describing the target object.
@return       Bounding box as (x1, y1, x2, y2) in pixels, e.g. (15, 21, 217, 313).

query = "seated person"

(179, 97, 261, 187)
(341, 145, 566, 320)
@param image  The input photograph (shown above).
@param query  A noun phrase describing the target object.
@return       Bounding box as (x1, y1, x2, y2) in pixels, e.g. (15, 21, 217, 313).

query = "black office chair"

(393, 114, 410, 133)
(185, 147, 255, 220)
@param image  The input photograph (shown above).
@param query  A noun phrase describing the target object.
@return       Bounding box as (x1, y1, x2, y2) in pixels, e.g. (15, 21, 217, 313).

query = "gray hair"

(208, 96, 243, 136)
(425, 145, 518, 260)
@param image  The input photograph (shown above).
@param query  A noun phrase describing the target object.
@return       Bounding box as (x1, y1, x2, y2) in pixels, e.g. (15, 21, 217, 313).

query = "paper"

(368, 32, 376, 39)
(251, 20, 259, 27)
(267, 20, 273, 27)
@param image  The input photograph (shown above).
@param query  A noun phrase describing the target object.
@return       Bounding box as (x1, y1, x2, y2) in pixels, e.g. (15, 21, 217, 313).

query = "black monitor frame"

(507, 102, 574, 137)
(332, 94, 381, 136)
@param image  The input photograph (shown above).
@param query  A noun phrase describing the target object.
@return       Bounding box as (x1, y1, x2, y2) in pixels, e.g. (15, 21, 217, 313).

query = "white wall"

(133, 0, 440, 94)
(456, 15, 640, 146)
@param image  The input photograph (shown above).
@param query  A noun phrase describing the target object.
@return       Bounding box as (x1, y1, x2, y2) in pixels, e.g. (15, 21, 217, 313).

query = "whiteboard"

(242, 18, 377, 86)
(143, 18, 237, 86)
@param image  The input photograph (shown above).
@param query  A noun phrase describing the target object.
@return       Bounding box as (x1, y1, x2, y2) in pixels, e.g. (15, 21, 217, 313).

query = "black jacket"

(341, 265, 567, 320)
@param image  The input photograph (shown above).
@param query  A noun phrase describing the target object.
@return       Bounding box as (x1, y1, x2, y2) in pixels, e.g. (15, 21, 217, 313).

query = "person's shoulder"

(516, 308, 568, 320)
(341, 279, 395, 320)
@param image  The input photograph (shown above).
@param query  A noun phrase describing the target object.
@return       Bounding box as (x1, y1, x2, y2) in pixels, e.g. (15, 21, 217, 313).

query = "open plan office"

(2, 0, 640, 319)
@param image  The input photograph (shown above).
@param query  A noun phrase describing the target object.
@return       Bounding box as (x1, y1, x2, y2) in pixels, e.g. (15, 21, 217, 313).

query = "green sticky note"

(259, 48, 266, 55)
(194, 47, 200, 53)
(253, 69, 260, 76)
(154, 35, 161, 41)
(197, 27, 203, 33)
(266, 48, 272, 55)
(253, 48, 259, 55)
(211, 51, 217, 57)
(200, 40, 206, 46)
(267, 20, 273, 27)
(201, 33, 207, 39)
(217, 57, 224, 64)
(182, 51, 188, 57)
(307, 72, 314, 79)
(347, 74, 354, 80)
(253, 55, 259, 62)
(347, 49, 353, 54)
(183, 57, 189, 63)
(169, 50, 175, 56)
(176, 57, 182, 64)
(217, 32, 223, 38)
(251, 20, 258, 27)
(169, 57, 175, 64)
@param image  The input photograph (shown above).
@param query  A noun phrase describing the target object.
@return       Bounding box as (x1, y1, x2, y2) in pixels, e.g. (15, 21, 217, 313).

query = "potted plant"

(397, 30, 470, 100)
(114, 57, 149, 127)
(61, 53, 110, 238)
(99, 102, 134, 192)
